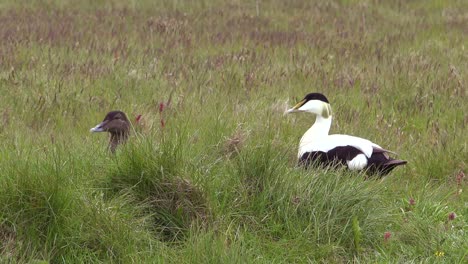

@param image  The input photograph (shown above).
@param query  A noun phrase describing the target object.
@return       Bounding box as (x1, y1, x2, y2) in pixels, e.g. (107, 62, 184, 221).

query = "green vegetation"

(0, 0, 466, 262)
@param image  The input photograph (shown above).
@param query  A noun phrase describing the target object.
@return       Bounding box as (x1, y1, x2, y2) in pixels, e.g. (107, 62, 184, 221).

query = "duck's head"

(90, 110, 130, 134)
(90, 110, 131, 153)
(286, 93, 332, 118)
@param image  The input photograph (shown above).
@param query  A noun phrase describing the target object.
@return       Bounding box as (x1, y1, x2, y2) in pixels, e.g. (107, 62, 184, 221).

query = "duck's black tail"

(379, 159, 407, 175)
(367, 151, 407, 176)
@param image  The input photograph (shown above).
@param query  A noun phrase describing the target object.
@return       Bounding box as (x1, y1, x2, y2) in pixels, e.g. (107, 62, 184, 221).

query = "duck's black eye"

(114, 115, 121, 120)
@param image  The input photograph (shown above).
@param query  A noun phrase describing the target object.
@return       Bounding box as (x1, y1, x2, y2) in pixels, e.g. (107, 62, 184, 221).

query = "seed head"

(456, 170, 465, 185)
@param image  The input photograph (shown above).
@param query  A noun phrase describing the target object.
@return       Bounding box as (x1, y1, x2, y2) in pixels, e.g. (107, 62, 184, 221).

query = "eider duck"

(286, 93, 406, 175)
(90, 111, 130, 153)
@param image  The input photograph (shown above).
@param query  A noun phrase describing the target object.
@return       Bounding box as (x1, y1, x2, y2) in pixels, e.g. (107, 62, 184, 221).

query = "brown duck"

(90, 111, 130, 153)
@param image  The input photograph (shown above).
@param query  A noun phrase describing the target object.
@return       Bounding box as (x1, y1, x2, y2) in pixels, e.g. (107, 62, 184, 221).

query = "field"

(0, 0, 467, 262)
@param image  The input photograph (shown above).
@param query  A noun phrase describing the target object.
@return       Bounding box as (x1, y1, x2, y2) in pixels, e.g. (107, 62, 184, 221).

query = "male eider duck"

(286, 93, 406, 176)
(90, 111, 130, 153)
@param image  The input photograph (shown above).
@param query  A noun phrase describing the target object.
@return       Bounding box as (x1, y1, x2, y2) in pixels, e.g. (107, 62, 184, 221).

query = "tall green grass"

(0, 0, 466, 262)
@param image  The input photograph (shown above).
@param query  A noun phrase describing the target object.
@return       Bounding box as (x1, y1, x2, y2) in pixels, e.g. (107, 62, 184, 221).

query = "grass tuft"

(103, 137, 209, 241)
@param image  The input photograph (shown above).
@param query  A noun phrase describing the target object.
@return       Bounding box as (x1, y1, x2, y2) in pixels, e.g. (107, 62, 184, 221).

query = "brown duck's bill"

(90, 122, 105, 132)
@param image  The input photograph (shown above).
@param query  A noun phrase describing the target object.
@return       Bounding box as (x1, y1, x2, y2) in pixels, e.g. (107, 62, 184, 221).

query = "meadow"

(0, 0, 467, 262)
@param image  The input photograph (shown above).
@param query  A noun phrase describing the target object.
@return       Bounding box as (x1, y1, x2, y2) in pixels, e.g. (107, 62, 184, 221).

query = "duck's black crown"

(303, 93, 329, 103)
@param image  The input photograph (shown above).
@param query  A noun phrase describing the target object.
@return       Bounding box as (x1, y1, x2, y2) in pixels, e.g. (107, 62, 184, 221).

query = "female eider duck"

(286, 93, 406, 175)
(90, 111, 130, 153)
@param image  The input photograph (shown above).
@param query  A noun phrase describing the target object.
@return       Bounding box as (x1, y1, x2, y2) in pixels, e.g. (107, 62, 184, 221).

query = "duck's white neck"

(300, 115, 332, 145)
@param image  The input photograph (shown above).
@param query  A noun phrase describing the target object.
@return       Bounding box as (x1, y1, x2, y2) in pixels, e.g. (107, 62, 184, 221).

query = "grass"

(0, 0, 467, 262)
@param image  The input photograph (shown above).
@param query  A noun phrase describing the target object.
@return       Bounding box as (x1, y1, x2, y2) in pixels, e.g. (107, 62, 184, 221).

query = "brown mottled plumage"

(90, 111, 130, 153)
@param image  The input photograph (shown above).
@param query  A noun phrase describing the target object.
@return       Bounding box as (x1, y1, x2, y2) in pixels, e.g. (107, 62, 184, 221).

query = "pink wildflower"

(159, 102, 165, 114)
(448, 212, 456, 221)
(384, 231, 391, 242)
(135, 114, 142, 123)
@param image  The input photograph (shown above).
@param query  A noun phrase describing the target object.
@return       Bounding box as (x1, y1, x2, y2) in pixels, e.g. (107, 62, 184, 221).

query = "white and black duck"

(286, 93, 406, 176)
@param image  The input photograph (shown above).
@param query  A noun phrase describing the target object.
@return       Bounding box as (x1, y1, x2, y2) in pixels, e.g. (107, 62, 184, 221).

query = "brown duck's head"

(90, 111, 130, 153)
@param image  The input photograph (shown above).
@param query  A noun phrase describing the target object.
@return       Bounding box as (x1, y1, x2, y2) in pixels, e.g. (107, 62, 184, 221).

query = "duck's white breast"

(298, 134, 378, 158)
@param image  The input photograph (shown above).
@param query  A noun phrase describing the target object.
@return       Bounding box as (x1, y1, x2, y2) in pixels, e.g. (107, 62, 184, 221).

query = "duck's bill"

(285, 108, 301, 114)
(90, 123, 105, 132)
(284, 99, 305, 114)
